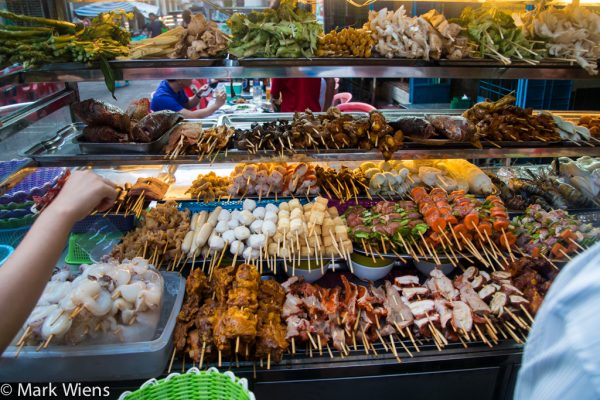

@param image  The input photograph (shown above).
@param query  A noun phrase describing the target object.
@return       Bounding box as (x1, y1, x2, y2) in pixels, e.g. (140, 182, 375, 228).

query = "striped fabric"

(514, 241, 600, 400)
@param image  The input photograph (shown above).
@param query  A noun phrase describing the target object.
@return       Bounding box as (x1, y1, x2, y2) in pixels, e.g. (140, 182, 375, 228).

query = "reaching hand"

(46, 171, 118, 223)
(214, 91, 227, 108)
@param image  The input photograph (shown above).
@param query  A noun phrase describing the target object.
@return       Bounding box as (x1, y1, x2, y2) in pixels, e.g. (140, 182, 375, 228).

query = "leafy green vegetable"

(456, 7, 544, 65)
(227, 0, 322, 58)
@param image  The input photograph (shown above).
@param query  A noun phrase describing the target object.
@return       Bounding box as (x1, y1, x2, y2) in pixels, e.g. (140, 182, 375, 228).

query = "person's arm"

(270, 78, 283, 109)
(185, 84, 209, 110)
(323, 78, 335, 111)
(0, 171, 117, 353)
(179, 91, 227, 118)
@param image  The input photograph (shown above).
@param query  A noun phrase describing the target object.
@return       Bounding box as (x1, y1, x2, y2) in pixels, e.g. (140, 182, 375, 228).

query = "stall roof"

(73, 1, 159, 17)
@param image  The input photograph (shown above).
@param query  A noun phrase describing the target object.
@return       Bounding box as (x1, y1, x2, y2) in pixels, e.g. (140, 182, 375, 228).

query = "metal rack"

(1, 57, 599, 399)
(1, 58, 598, 85)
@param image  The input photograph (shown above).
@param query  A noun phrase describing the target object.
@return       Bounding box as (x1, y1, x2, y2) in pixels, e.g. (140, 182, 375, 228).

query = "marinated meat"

(429, 269, 459, 301)
(72, 99, 130, 132)
(451, 301, 473, 332)
(459, 284, 491, 314)
(80, 126, 128, 143)
(408, 299, 435, 318)
(402, 287, 429, 300)
(490, 292, 507, 316)
(434, 299, 453, 328)
(130, 110, 183, 143)
(126, 98, 150, 122)
(478, 285, 496, 301)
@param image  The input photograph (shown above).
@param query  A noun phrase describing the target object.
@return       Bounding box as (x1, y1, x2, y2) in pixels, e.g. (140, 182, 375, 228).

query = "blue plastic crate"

(409, 78, 452, 104)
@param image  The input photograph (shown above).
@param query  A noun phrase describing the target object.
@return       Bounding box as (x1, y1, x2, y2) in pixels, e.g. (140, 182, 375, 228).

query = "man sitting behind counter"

(151, 79, 226, 118)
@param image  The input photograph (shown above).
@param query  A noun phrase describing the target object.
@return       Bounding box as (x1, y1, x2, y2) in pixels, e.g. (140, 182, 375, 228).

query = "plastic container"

(0, 272, 185, 382)
(119, 367, 256, 400)
(65, 231, 124, 265)
(0, 225, 31, 247)
(74, 129, 171, 155)
(0, 244, 14, 266)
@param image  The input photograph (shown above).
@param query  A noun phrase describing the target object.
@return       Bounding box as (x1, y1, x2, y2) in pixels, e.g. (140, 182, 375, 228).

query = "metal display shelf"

(2, 58, 598, 84)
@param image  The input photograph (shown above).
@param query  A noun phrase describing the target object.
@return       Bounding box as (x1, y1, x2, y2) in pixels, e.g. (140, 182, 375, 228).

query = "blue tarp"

(73, 2, 158, 17)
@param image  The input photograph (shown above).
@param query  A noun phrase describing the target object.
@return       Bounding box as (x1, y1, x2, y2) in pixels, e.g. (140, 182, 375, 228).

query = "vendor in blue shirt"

(151, 79, 226, 118)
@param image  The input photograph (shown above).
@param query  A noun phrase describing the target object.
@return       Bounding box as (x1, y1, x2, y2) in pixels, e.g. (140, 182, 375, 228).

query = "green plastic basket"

(65, 232, 124, 265)
(119, 368, 255, 400)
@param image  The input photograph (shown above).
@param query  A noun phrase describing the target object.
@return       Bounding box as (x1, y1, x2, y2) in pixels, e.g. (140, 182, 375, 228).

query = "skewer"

(505, 308, 528, 330)
(388, 335, 401, 362)
(568, 238, 587, 252)
(520, 305, 535, 325)
(42, 334, 54, 349)
(317, 334, 323, 356)
(501, 228, 516, 262)
(326, 343, 334, 359)
(291, 337, 296, 355)
(16, 326, 31, 347)
(539, 252, 560, 270)
(405, 328, 419, 352)
(376, 330, 389, 352)
(167, 347, 177, 373)
(200, 341, 206, 369)
(474, 324, 492, 348)
(558, 248, 573, 261)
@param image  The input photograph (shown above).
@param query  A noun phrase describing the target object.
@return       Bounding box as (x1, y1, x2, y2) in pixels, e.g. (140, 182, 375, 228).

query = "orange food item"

(493, 219, 509, 231)
(463, 213, 479, 230)
(478, 222, 492, 237)
(551, 243, 567, 258)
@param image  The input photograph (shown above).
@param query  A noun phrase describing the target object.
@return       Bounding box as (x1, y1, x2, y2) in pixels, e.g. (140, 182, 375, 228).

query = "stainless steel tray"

(74, 127, 170, 155)
(20, 119, 217, 165)
(222, 112, 369, 130)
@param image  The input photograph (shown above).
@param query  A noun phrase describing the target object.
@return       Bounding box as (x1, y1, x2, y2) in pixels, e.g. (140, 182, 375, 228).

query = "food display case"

(1, 4, 600, 400)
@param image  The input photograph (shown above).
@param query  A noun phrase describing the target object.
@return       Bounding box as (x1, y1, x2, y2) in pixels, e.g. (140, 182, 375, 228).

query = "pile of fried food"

(174, 265, 288, 368)
(111, 201, 190, 268)
(578, 115, 600, 139)
(73, 98, 182, 143)
(171, 14, 229, 59)
(185, 163, 320, 202)
(463, 95, 559, 144)
(165, 123, 234, 161)
(16, 258, 163, 351)
(366, 8, 468, 60)
(317, 27, 374, 57)
(186, 172, 230, 202)
(234, 108, 403, 160)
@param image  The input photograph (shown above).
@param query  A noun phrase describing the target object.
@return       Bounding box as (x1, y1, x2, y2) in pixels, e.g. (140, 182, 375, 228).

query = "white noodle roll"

(217, 209, 231, 222)
(248, 234, 266, 249)
(207, 207, 222, 226)
(253, 206, 266, 220)
(290, 208, 303, 220)
(190, 213, 199, 231)
(262, 220, 277, 237)
(215, 220, 229, 234)
(265, 203, 279, 214)
(230, 240, 245, 255)
(238, 210, 256, 226)
(243, 198, 257, 211)
(250, 219, 263, 234)
(231, 210, 241, 221)
(278, 202, 290, 212)
(268, 242, 279, 256)
(194, 223, 214, 248)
